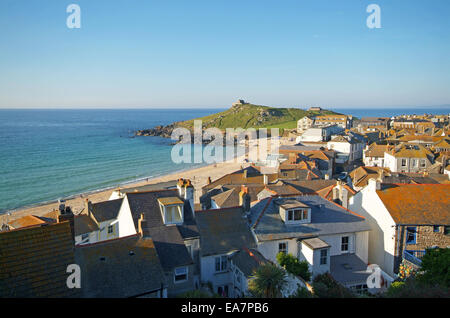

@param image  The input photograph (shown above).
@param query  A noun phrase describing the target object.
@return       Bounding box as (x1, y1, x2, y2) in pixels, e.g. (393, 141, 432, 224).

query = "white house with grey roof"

(249, 195, 375, 292)
(74, 198, 137, 245)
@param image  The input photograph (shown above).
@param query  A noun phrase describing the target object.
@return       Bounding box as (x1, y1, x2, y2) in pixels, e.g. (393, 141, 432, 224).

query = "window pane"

(215, 257, 221, 271)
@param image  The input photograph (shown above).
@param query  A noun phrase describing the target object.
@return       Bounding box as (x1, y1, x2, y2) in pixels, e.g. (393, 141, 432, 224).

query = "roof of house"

(282, 179, 337, 193)
(330, 254, 371, 286)
(117, 180, 178, 194)
(74, 214, 99, 236)
(75, 235, 166, 297)
(249, 195, 370, 242)
(263, 184, 305, 196)
(388, 144, 432, 159)
(231, 248, 270, 277)
(203, 166, 278, 191)
(8, 215, 48, 229)
(195, 207, 256, 256)
(147, 225, 194, 271)
(376, 184, 450, 225)
(126, 189, 199, 240)
(90, 198, 123, 223)
(364, 144, 389, 158)
(211, 189, 240, 208)
(0, 222, 79, 297)
(301, 237, 330, 250)
(157, 196, 184, 206)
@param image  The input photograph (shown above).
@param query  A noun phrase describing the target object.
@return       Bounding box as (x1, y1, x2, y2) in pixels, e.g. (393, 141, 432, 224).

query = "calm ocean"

(0, 107, 449, 213)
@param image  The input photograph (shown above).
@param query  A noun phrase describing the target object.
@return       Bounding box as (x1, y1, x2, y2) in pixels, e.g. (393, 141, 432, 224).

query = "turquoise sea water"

(0, 107, 449, 213)
(0, 109, 221, 213)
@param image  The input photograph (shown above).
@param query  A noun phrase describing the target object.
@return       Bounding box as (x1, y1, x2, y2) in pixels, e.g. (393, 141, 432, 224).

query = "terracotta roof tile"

(377, 184, 450, 225)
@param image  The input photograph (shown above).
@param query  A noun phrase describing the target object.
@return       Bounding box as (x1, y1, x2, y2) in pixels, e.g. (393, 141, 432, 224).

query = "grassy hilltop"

(177, 103, 340, 131)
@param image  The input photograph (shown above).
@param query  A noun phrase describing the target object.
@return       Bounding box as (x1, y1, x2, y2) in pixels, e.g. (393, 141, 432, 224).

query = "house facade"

(249, 195, 380, 291)
(349, 181, 450, 277)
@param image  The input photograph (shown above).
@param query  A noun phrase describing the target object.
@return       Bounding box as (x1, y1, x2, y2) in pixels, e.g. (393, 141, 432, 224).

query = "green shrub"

(384, 278, 449, 298)
(289, 286, 315, 298)
(417, 248, 450, 288)
(312, 273, 354, 298)
(276, 252, 312, 281)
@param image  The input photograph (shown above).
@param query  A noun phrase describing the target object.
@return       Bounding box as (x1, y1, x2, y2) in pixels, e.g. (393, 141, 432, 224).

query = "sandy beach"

(1, 136, 292, 224)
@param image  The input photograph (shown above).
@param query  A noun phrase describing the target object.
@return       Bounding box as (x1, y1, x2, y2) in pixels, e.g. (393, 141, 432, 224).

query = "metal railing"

(403, 250, 426, 266)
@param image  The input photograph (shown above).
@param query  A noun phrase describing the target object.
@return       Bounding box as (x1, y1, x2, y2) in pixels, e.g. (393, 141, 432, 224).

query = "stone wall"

(407, 225, 450, 250)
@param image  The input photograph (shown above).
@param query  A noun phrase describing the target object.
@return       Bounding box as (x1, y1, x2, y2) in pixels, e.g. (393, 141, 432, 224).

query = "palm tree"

(248, 264, 287, 298)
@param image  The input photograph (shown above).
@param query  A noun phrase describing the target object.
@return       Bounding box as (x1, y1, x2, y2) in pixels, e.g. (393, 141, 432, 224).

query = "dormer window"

(275, 199, 311, 225)
(158, 197, 184, 225)
(287, 209, 308, 221)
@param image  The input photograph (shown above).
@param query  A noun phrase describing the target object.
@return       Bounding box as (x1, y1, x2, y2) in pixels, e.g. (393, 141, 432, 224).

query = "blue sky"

(0, 0, 449, 108)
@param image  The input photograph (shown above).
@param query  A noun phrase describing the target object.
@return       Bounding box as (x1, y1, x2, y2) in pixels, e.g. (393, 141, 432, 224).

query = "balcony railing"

(403, 250, 426, 266)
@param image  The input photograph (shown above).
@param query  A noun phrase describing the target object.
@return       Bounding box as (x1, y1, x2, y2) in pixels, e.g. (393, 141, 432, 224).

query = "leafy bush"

(312, 273, 354, 298)
(289, 286, 315, 298)
(417, 248, 450, 288)
(384, 278, 449, 298)
(248, 263, 288, 298)
(276, 252, 312, 281)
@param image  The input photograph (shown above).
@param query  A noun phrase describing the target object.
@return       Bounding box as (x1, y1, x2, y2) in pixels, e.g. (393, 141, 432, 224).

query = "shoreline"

(0, 155, 249, 224)
(0, 136, 290, 224)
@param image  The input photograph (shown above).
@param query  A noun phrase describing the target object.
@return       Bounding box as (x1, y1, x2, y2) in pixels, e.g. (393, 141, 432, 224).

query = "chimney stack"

(177, 178, 186, 197)
(84, 198, 92, 217)
(207, 176, 212, 185)
(239, 185, 251, 213)
(184, 179, 195, 215)
(138, 213, 146, 237)
(57, 205, 75, 242)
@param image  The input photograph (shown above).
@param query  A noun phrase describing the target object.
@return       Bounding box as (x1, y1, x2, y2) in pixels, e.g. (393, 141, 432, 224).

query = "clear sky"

(1, 0, 449, 109)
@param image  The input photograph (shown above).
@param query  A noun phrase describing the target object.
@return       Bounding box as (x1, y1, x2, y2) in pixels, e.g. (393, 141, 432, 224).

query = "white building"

(349, 180, 450, 278)
(296, 125, 344, 143)
(249, 195, 383, 292)
(74, 198, 137, 246)
(383, 144, 433, 173)
(327, 135, 365, 165)
(363, 144, 389, 167)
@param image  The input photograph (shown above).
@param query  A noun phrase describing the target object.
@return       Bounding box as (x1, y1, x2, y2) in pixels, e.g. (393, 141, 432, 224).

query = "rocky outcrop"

(135, 124, 176, 138)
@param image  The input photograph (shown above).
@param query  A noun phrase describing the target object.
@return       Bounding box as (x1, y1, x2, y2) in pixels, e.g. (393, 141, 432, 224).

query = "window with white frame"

(279, 242, 288, 254)
(401, 159, 407, 167)
(174, 267, 188, 282)
(287, 209, 308, 221)
(215, 255, 227, 272)
(81, 233, 89, 242)
(341, 236, 349, 252)
(161, 204, 183, 225)
(320, 249, 328, 265)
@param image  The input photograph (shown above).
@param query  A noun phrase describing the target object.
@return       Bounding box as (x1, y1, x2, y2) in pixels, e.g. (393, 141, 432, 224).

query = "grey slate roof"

(119, 180, 178, 193)
(330, 254, 371, 286)
(231, 248, 270, 277)
(126, 190, 199, 240)
(0, 222, 79, 298)
(75, 235, 166, 297)
(91, 198, 123, 223)
(147, 225, 194, 271)
(250, 195, 370, 241)
(125, 190, 198, 271)
(195, 207, 256, 256)
(283, 180, 337, 193)
(74, 214, 99, 236)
